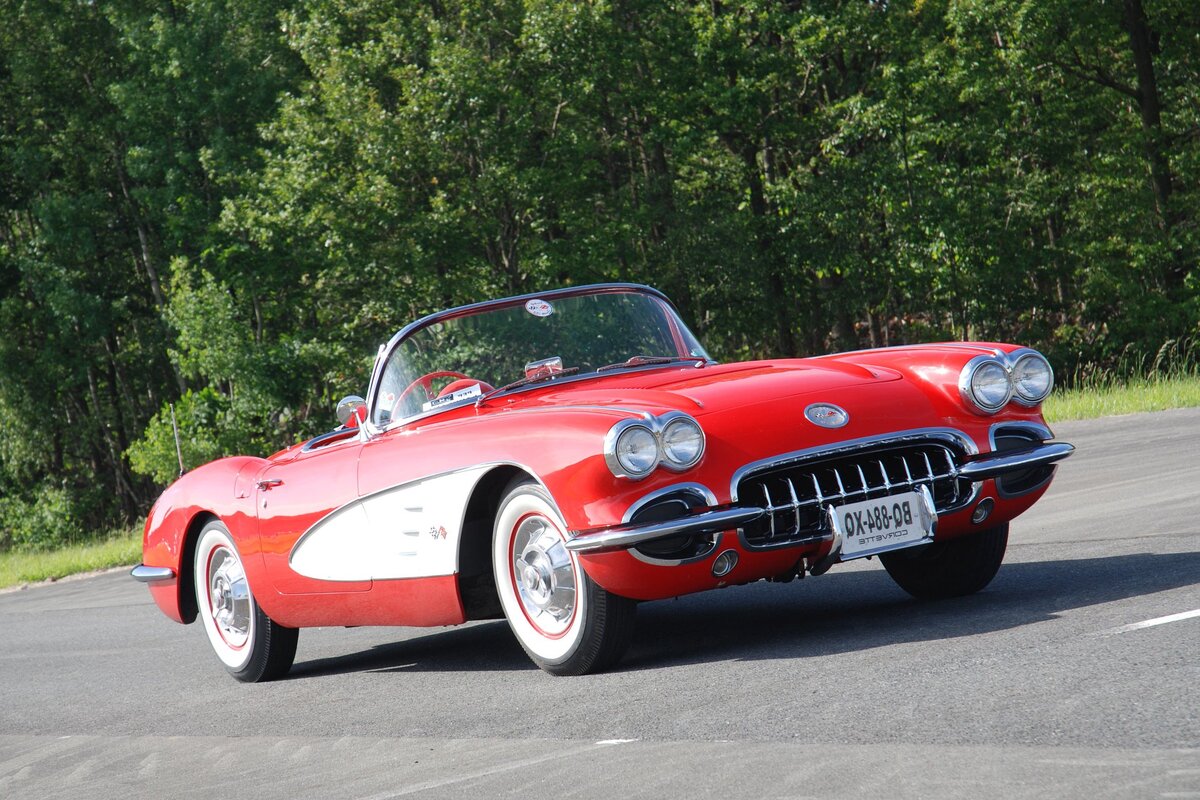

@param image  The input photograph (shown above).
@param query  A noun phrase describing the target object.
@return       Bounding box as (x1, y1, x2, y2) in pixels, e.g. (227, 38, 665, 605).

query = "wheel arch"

(177, 510, 219, 624)
(457, 465, 540, 620)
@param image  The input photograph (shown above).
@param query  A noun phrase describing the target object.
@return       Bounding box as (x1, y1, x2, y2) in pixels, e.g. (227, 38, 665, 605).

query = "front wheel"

(880, 523, 1009, 600)
(194, 520, 298, 682)
(492, 480, 636, 675)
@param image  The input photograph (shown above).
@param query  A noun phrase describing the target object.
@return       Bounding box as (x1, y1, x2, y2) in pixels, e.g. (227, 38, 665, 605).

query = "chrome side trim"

(957, 441, 1075, 480)
(729, 427, 978, 502)
(565, 507, 764, 554)
(131, 565, 175, 583)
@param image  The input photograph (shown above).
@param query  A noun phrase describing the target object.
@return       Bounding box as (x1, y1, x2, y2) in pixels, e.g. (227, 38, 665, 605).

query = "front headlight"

(660, 414, 705, 470)
(1011, 350, 1054, 404)
(959, 355, 1012, 414)
(606, 422, 659, 479)
(604, 413, 706, 479)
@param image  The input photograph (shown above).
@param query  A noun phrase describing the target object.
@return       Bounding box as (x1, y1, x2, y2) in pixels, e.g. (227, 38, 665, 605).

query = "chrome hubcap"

(207, 547, 250, 648)
(512, 516, 576, 634)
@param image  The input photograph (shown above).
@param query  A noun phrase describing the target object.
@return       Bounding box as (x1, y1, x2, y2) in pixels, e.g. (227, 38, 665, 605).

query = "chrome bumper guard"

(957, 441, 1074, 481)
(566, 507, 764, 554)
(130, 565, 176, 583)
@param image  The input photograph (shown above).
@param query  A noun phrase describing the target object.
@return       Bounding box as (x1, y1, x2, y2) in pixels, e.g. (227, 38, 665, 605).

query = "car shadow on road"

(285, 549, 1200, 679)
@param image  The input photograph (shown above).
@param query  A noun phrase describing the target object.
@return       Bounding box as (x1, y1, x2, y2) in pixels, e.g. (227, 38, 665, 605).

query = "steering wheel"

(394, 370, 472, 414)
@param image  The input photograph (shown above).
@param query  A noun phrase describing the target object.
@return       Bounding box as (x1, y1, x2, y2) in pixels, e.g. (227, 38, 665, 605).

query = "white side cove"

(288, 466, 491, 581)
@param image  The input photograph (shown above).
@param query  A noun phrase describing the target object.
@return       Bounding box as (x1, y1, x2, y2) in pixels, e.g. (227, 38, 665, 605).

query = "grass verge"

(1044, 374, 1200, 422)
(0, 528, 141, 590)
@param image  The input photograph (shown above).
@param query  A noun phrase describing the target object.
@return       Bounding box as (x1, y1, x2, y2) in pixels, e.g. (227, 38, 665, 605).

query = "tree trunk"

(1120, 0, 1184, 288)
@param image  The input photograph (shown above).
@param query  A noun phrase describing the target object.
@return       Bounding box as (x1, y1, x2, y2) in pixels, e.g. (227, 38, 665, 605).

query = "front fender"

(139, 456, 267, 623)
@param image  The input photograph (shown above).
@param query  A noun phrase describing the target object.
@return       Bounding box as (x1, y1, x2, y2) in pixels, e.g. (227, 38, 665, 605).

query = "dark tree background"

(1, 0, 1196, 548)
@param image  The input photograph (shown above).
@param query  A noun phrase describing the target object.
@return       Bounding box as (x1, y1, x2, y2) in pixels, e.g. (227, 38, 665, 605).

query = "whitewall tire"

(492, 480, 636, 675)
(194, 520, 298, 682)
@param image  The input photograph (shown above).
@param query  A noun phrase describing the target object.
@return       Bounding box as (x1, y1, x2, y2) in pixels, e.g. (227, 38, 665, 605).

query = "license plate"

(831, 489, 935, 560)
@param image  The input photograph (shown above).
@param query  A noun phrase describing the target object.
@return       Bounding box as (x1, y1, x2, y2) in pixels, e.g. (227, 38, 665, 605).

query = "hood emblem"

(804, 403, 849, 429)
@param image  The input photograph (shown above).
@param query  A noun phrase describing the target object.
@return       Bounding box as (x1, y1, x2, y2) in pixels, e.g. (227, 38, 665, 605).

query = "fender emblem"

(429, 525, 448, 540)
(804, 403, 849, 429)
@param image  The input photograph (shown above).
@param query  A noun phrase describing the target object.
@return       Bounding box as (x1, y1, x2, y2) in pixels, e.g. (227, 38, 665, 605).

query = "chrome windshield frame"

(362, 283, 690, 436)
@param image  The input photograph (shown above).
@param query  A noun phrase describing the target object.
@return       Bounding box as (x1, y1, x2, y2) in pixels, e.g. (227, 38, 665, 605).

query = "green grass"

(1044, 374, 1200, 422)
(0, 528, 141, 590)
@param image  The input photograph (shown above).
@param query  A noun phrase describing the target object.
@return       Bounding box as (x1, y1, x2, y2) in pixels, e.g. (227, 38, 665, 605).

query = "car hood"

(518, 359, 903, 417)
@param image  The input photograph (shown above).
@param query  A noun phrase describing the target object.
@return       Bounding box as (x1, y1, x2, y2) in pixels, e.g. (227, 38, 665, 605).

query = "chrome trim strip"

(988, 420, 1054, 451)
(131, 565, 175, 583)
(958, 441, 1075, 480)
(729, 427, 978, 502)
(565, 507, 764, 554)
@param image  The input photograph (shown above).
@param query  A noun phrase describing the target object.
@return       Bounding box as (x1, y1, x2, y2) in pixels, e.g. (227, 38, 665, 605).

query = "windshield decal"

(421, 382, 483, 413)
(524, 298, 554, 317)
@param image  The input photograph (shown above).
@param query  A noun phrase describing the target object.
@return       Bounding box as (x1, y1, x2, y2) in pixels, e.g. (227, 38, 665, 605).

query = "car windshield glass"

(372, 289, 709, 425)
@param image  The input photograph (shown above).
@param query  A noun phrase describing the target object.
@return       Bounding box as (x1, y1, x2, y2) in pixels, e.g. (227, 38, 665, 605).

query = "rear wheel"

(194, 520, 298, 682)
(880, 523, 1009, 600)
(492, 480, 636, 675)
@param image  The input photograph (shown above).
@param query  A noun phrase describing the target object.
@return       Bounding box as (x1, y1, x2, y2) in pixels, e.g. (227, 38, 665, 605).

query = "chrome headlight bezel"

(658, 412, 706, 471)
(604, 412, 706, 480)
(1009, 348, 1055, 406)
(604, 420, 659, 479)
(958, 354, 1014, 414)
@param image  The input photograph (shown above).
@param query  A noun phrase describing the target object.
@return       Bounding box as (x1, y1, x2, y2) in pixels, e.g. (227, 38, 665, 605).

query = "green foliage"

(2, 0, 1199, 549)
(0, 486, 87, 553)
(126, 388, 236, 486)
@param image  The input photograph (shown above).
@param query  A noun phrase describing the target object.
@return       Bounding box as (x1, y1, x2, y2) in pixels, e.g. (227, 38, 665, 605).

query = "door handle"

(257, 478, 284, 491)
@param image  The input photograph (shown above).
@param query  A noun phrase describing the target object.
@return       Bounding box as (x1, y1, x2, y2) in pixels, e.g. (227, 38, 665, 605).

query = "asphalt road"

(2, 408, 1198, 799)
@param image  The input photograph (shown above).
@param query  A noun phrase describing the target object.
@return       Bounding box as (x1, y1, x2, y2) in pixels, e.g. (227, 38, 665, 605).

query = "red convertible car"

(133, 283, 1072, 679)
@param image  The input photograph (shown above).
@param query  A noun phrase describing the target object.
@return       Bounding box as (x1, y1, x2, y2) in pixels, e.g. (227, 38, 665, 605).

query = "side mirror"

(336, 395, 366, 427)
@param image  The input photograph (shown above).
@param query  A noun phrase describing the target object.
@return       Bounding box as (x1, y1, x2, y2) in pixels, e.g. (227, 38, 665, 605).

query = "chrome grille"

(736, 441, 974, 549)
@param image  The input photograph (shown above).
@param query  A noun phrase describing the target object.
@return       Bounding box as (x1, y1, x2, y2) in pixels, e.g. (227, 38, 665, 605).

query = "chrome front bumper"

(566, 440, 1073, 556)
(565, 507, 763, 554)
(957, 441, 1074, 480)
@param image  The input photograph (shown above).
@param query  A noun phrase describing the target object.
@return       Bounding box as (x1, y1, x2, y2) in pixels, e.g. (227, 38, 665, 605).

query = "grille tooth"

(737, 441, 974, 549)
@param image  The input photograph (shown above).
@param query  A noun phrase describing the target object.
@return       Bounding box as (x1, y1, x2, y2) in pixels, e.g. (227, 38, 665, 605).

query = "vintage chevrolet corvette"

(133, 283, 1073, 679)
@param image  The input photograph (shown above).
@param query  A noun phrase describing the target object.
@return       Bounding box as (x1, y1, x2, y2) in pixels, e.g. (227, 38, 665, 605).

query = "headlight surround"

(1010, 349, 1054, 405)
(616, 424, 659, 477)
(959, 355, 1013, 414)
(604, 413, 706, 479)
(659, 414, 705, 470)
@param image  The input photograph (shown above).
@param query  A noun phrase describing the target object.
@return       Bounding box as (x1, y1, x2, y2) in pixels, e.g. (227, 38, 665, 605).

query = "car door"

(256, 432, 371, 594)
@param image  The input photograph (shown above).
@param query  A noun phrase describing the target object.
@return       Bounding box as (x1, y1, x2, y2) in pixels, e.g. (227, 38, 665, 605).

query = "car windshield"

(372, 288, 709, 425)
